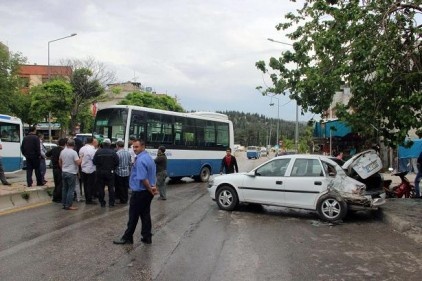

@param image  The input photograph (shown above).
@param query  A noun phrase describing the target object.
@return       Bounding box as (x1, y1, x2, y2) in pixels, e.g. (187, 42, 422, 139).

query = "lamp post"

(269, 95, 280, 149)
(267, 38, 300, 152)
(48, 33, 77, 79)
(47, 33, 77, 141)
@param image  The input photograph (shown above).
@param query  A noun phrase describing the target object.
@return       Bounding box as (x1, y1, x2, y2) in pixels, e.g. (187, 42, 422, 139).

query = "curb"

(381, 211, 412, 232)
(380, 200, 422, 244)
(0, 187, 52, 213)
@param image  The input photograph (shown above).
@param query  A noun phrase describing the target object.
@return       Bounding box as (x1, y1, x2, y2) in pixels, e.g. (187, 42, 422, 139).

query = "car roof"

(274, 154, 338, 164)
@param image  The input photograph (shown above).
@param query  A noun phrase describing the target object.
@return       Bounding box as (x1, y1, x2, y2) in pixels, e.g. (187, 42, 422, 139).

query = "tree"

(119, 91, 184, 112)
(60, 57, 116, 132)
(69, 68, 104, 132)
(256, 0, 421, 146)
(30, 79, 73, 130)
(0, 45, 27, 115)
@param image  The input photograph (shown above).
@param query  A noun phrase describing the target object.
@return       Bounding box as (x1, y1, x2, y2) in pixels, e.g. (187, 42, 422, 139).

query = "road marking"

(0, 201, 51, 216)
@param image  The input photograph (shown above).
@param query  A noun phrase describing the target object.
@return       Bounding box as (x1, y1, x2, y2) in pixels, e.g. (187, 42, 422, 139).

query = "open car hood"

(342, 149, 382, 179)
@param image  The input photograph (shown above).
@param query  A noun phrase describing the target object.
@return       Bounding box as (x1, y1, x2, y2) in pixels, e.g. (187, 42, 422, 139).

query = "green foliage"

(257, 0, 421, 146)
(119, 91, 184, 112)
(221, 110, 309, 151)
(21, 191, 30, 200)
(69, 68, 105, 132)
(0, 45, 27, 115)
(30, 79, 73, 128)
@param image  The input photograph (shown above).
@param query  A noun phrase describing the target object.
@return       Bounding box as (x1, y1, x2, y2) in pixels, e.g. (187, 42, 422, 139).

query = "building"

(18, 64, 72, 93)
(97, 81, 143, 109)
(18, 64, 72, 140)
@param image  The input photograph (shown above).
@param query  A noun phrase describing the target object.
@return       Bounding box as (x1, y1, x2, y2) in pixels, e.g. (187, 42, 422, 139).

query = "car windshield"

(255, 158, 290, 177)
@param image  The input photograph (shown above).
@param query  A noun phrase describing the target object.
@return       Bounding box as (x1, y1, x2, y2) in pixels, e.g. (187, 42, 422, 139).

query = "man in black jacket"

(93, 138, 119, 207)
(220, 148, 239, 174)
(21, 126, 43, 187)
(46, 138, 67, 202)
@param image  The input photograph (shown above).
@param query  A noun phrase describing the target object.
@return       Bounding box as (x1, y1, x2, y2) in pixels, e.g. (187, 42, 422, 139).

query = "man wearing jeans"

(59, 139, 81, 210)
(113, 139, 157, 245)
(415, 150, 422, 198)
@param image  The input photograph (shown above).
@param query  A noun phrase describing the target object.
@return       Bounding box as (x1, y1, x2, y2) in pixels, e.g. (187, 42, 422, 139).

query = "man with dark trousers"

(115, 140, 131, 204)
(113, 139, 157, 245)
(46, 138, 67, 202)
(79, 137, 97, 204)
(21, 126, 43, 187)
(93, 138, 119, 207)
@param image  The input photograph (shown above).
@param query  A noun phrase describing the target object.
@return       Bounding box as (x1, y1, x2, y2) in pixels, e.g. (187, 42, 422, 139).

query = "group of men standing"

(22, 128, 168, 245)
(46, 136, 134, 210)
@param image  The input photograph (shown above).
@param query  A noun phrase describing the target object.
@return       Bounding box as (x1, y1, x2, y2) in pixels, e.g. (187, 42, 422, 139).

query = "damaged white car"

(208, 154, 385, 222)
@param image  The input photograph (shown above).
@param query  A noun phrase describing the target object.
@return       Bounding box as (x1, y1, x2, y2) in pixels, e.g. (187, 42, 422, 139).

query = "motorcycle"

(383, 171, 416, 198)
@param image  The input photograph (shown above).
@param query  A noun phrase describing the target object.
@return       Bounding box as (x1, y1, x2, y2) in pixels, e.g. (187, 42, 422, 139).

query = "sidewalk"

(1, 170, 421, 243)
(0, 169, 54, 212)
(378, 172, 422, 243)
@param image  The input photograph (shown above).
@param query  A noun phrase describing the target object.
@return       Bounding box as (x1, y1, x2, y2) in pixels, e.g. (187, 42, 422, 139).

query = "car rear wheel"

(216, 185, 238, 211)
(316, 195, 347, 222)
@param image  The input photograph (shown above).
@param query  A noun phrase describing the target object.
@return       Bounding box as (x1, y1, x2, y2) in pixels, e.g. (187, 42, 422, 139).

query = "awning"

(314, 120, 352, 138)
(398, 139, 422, 159)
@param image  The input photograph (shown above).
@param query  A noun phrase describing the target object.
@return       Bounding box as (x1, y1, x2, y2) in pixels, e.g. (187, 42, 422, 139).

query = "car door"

(241, 158, 291, 205)
(282, 158, 328, 209)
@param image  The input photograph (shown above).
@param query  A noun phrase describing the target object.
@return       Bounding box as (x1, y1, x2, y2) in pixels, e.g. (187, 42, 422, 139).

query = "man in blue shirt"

(113, 139, 157, 245)
(415, 150, 422, 198)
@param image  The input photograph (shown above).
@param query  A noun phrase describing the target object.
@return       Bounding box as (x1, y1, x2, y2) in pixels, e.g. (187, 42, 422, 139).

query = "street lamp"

(48, 33, 77, 79)
(269, 95, 280, 149)
(267, 38, 300, 152)
(47, 33, 77, 141)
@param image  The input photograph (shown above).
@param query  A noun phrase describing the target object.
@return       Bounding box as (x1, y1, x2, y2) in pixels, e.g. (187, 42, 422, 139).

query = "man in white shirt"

(79, 137, 97, 204)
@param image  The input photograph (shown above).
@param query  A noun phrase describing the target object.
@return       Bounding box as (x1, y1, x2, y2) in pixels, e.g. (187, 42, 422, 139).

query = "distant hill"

(218, 110, 307, 147)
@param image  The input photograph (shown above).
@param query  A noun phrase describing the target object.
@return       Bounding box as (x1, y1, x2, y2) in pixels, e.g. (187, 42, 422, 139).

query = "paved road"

(0, 154, 421, 280)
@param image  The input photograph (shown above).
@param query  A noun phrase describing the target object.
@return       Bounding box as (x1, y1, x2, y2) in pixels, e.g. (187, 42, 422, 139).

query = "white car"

(43, 142, 57, 168)
(208, 154, 385, 222)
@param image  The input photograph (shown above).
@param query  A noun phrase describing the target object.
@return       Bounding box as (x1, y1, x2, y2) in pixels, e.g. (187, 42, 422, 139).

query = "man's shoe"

(85, 201, 97, 205)
(100, 203, 106, 208)
(113, 238, 133, 245)
(141, 237, 152, 244)
(109, 204, 115, 207)
(65, 206, 78, 210)
(3, 182, 11, 186)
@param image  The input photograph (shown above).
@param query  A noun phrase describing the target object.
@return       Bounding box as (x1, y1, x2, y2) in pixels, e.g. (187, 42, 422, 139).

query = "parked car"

(75, 133, 93, 144)
(43, 142, 57, 168)
(208, 154, 385, 222)
(246, 146, 261, 159)
(260, 147, 268, 157)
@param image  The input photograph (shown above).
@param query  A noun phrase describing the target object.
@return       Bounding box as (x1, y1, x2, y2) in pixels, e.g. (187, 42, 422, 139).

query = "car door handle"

(314, 181, 322, 185)
(276, 181, 283, 185)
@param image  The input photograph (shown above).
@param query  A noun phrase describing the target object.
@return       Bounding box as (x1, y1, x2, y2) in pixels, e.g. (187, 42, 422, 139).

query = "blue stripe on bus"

(167, 158, 221, 178)
(2, 157, 23, 172)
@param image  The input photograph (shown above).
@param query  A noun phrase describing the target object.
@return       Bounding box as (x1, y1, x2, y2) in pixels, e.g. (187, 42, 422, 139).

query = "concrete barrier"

(0, 189, 51, 213)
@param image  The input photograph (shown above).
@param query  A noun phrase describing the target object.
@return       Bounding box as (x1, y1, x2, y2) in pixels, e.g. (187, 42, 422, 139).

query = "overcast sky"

(1, 0, 316, 122)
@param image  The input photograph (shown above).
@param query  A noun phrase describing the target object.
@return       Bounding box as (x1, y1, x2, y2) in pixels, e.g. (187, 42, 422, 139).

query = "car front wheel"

(216, 185, 238, 211)
(316, 195, 347, 222)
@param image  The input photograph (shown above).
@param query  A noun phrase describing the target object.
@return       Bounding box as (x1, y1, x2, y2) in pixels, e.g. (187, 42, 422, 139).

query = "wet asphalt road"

(1, 154, 422, 281)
